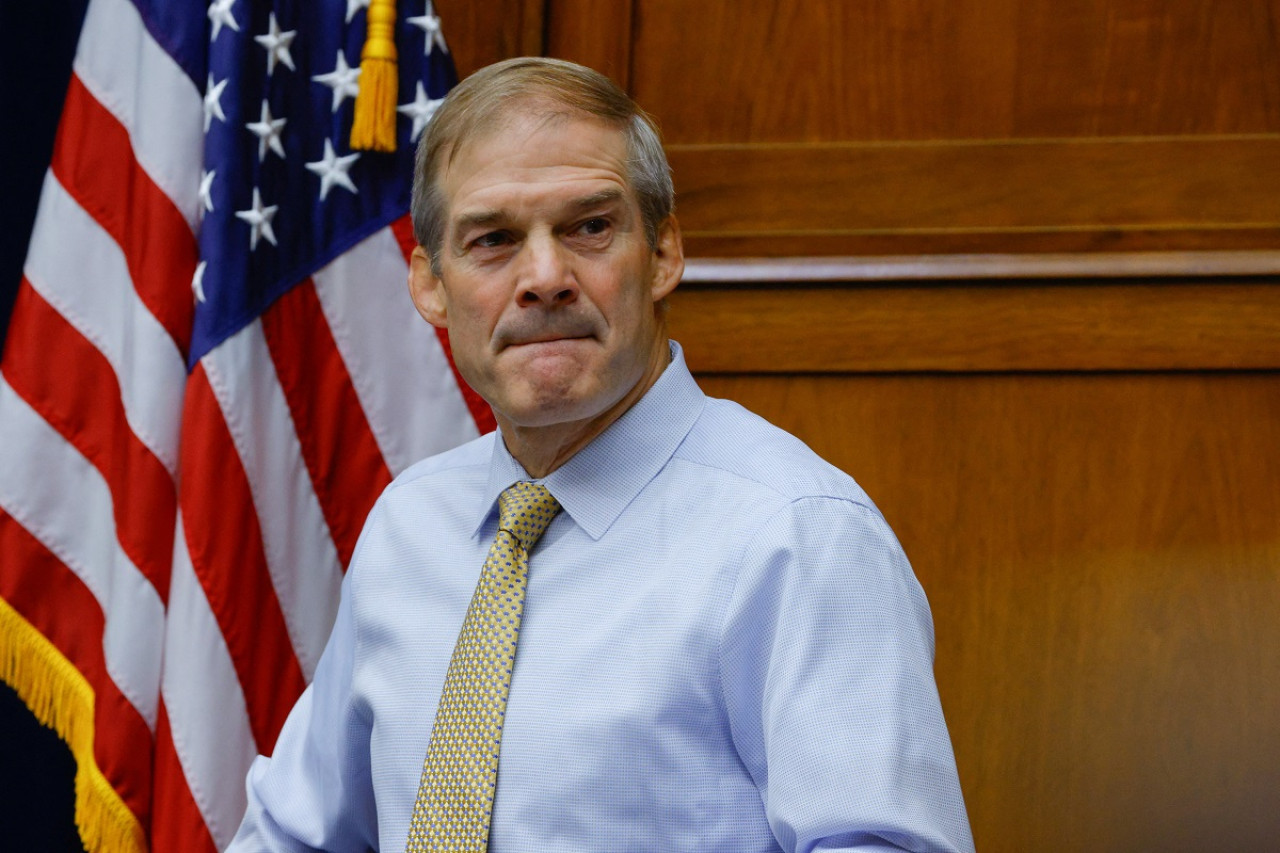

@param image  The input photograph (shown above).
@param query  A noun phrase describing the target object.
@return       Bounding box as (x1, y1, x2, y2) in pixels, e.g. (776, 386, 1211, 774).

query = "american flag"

(0, 0, 491, 849)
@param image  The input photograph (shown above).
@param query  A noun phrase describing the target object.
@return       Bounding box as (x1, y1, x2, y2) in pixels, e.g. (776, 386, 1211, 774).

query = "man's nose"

(515, 234, 579, 307)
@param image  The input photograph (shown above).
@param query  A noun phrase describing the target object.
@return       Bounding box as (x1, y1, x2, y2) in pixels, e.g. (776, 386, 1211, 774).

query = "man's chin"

(498, 344, 597, 398)
(492, 380, 617, 433)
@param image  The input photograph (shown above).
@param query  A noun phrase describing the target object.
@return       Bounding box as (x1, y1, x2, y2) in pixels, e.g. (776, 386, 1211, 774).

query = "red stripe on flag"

(0, 511, 154, 826)
(178, 365, 307, 753)
(389, 215, 496, 435)
(260, 281, 393, 568)
(151, 702, 219, 853)
(49, 73, 195, 358)
(2, 283, 175, 602)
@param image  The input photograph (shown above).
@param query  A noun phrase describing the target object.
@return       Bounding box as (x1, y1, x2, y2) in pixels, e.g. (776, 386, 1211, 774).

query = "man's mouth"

(497, 320, 597, 350)
(504, 335, 593, 355)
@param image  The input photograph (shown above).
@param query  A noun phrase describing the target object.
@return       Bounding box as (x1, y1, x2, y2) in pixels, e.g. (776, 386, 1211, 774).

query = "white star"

(246, 100, 288, 161)
(234, 188, 279, 251)
(208, 0, 239, 42)
(306, 140, 360, 201)
(198, 169, 216, 218)
(398, 81, 444, 142)
(407, 4, 448, 55)
(203, 74, 228, 132)
(312, 51, 361, 113)
(192, 261, 207, 303)
(254, 12, 297, 76)
(345, 0, 370, 23)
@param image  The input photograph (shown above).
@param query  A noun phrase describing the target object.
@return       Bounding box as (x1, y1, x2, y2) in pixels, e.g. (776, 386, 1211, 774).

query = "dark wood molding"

(682, 251, 1280, 284)
(668, 281, 1280, 373)
(668, 136, 1280, 258)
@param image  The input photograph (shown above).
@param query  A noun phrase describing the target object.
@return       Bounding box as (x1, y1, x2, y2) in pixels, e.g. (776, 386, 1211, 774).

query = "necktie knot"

(498, 481, 560, 551)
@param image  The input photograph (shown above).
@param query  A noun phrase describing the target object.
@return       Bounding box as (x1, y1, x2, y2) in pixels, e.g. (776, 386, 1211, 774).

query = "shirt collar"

(476, 340, 705, 540)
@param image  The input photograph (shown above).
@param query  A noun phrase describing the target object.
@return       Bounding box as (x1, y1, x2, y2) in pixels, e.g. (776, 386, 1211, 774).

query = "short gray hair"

(410, 57, 674, 274)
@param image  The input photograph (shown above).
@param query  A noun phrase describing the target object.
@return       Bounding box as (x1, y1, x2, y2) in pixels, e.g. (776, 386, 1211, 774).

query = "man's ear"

(649, 215, 684, 303)
(407, 245, 448, 329)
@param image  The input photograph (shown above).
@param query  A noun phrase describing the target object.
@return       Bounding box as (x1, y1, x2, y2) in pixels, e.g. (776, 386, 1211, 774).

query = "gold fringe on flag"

(350, 0, 399, 152)
(0, 597, 147, 853)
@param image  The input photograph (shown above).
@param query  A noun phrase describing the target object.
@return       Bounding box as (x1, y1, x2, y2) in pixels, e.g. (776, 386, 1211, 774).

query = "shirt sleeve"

(224, 553, 377, 852)
(719, 496, 975, 853)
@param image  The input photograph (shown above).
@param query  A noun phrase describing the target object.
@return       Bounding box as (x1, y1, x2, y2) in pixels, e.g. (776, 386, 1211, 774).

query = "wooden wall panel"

(432, 0, 542, 79)
(627, 0, 1280, 142)
(668, 281, 1280, 372)
(540, 0, 1280, 258)
(544, 0, 635, 89)
(695, 370, 1280, 851)
(669, 137, 1280, 257)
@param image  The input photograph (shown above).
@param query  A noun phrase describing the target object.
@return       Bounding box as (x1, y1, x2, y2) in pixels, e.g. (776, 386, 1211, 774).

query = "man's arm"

(720, 496, 975, 853)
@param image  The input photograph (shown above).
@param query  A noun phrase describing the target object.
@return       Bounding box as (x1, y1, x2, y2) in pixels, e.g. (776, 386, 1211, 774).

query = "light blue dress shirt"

(228, 342, 974, 852)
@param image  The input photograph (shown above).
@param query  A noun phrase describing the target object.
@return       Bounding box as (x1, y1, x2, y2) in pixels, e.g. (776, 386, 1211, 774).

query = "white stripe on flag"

(74, 0, 203, 228)
(163, 519, 257, 850)
(202, 322, 344, 679)
(0, 375, 164, 729)
(313, 227, 479, 476)
(23, 172, 186, 475)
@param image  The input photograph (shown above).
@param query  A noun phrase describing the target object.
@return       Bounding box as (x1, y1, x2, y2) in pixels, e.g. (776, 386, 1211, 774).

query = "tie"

(405, 481, 561, 853)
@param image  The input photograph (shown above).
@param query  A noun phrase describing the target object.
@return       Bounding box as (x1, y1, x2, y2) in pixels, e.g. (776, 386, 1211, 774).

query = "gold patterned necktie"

(405, 481, 561, 853)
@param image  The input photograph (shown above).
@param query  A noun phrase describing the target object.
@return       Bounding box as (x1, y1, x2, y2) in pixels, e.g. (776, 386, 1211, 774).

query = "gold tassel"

(350, 0, 398, 152)
(0, 598, 146, 853)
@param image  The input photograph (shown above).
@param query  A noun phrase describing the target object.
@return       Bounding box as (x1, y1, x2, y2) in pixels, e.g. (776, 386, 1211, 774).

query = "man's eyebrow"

(453, 189, 628, 234)
(453, 209, 508, 232)
(569, 188, 626, 212)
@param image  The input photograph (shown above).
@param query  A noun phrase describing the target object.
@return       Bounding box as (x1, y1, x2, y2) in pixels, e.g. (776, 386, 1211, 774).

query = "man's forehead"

(439, 107, 636, 218)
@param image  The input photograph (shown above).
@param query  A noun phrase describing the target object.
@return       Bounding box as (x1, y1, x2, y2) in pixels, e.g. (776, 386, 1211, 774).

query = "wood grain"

(545, 0, 635, 89)
(433, 0, 542, 79)
(667, 282, 1280, 373)
(682, 251, 1280, 282)
(597, 0, 1280, 257)
(667, 137, 1280, 258)
(628, 0, 1280, 143)
(680, 226, 1280, 259)
(696, 371, 1280, 851)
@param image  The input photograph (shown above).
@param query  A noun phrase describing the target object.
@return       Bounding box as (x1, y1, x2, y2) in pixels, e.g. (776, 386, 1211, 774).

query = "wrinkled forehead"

(439, 114, 635, 227)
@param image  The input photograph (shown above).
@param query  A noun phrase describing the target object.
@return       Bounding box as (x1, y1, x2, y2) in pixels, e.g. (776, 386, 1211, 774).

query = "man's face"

(409, 108, 682, 434)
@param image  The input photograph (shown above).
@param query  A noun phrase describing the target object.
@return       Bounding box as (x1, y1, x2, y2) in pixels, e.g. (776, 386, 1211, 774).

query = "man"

(228, 57, 974, 852)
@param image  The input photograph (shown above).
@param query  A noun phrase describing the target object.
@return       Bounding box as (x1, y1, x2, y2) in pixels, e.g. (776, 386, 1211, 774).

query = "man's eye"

(473, 232, 509, 249)
(579, 218, 609, 236)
